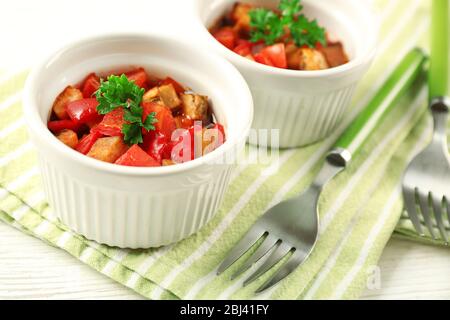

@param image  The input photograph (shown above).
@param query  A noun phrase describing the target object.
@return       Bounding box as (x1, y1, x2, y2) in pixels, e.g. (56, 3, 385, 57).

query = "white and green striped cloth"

(0, 0, 448, 300)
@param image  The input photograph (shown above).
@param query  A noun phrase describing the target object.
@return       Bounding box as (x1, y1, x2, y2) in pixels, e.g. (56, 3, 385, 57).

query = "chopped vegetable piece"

(142, 102, 176, 138)
(143, 87, 160, 103)
(298, 48, 329, 70)
(66, 98, 100, 124)
(95, 107, 126, 137)
(48, 68, 225, 167)
(76, 131, 102, 155)
(52, 86, 83, 120)
(146, 132, 171, 163)
(158, 84, 182, 110)
(87, 136, 128, 163)
(82, 73, 100, 98)
(213, 28, 236, 50)
(181, 94, 209, 121)
(115, 145, 160, 167)
(231, 3, 252, 32)
(96, 74, 155, 145)
(48, 120, 81, 133)
(160, 77, 185, 94)
(260, 43, 288, 69)
(174, 116, 194, 129)
(56, 130, 78, 149)
(254, 52, 274, 67)
(319, 43, 349, 68)
(126, 68, 148, 89)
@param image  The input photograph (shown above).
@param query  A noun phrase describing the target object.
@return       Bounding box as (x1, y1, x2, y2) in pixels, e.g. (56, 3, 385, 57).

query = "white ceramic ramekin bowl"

(193, 0, 378, 148)
(23, 33, 253, 249)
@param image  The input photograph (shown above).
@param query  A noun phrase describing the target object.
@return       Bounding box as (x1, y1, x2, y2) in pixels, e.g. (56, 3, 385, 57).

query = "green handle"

(334, 49, 428, 154)
(430, 0, 449, 99)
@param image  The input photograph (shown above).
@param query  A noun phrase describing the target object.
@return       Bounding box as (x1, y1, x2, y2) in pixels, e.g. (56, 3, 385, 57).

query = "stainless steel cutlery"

(402, 0, 450, 243)
(219, 49, 428, 293)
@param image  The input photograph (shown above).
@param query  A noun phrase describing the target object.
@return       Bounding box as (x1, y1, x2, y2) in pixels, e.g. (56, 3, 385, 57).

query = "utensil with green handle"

(429, 0, 449, 100)
(217, 49, 428, 293)
(403, 0, 450, 242)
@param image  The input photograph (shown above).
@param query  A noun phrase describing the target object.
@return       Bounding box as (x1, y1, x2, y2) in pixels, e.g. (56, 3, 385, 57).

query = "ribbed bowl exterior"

(250, 84, 356, 148)
(39, 156, 234, 249)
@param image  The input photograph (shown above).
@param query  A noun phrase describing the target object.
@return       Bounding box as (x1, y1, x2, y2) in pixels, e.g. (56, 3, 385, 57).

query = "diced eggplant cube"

(319, 43, 349, 68)
(181, 94, 209, 121)
(87, 136, 128, 163)
(143, 87, 160, 103)
(52, 86, 83, 120)
(56, 129, 79, 149)
(298, 48, 329, 71)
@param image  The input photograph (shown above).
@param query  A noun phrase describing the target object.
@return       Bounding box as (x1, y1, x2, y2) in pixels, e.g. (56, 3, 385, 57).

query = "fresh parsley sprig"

(249, 9, 284, 45)
(95, 74, 157, 145)
(249, 0, 326, 48)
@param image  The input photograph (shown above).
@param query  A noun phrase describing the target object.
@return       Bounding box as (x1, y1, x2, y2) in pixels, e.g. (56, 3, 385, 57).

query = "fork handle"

(332, 49, 428, 159)
(430, 0, 449, 99)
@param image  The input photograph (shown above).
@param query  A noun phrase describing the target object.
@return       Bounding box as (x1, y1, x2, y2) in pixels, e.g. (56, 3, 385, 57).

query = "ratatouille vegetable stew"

(210, 0, 349, 71)
(47, 68, 225, 167)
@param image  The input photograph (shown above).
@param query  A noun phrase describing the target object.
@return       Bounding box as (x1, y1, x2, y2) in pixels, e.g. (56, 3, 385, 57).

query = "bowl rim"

(23, 32, 254, 177)
(193, 0, 380, 78)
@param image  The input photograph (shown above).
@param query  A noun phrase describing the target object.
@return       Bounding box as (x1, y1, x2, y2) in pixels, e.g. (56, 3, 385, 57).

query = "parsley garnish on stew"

(249, 0, 326, 48)
(95, 74, 157, 145)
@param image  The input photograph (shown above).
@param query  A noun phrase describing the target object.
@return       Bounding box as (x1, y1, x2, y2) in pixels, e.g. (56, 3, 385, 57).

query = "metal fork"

(217, 49, 428, 293)
(403, 0, 450, 243)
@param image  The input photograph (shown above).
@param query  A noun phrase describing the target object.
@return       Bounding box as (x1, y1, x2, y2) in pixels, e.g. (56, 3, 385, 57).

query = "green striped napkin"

(0, 0, 448, 300)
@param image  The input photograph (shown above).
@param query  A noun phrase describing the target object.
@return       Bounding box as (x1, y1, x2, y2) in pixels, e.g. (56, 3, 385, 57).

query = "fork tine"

(403, 188, 424, 235)
(217, 228, 266, 275)
(417, 190, 437, 239)
(243, 241, 292, 287)
(431, 195, 448, 243)
(231, 234, 279, 280)
(255, 251, 307, 294)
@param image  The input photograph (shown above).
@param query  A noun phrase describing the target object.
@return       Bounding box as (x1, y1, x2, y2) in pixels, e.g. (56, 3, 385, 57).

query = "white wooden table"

(1, 0, 449, 300)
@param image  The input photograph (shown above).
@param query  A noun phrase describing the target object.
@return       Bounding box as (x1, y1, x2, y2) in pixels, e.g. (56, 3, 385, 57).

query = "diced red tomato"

(142, 102, 176, 138)
(66, 98, 100, 124)
(82, 73, 100, 98)
(94, 108, 126, 137)
(160, 77, 185, 94)
(75, 131, 102, 155)
(126, 68, 148, 89)
(260, 43, 288, 69)
(213, 28, 236, 50)
(254, 52, 274, 67)
(115, 145, 160, 167)
(48, 120, 81, 133)
(233, 40, 253, 57)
